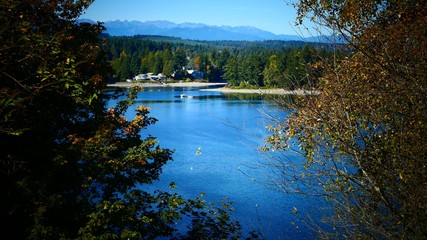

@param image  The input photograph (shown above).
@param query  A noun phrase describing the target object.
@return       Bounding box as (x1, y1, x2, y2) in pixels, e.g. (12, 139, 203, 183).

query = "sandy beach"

(202, 87, 320, 95)
(106, 82, 319, 95)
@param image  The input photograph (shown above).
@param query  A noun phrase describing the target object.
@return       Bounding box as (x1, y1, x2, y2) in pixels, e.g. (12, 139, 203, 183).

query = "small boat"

(180, 94, 193, 99)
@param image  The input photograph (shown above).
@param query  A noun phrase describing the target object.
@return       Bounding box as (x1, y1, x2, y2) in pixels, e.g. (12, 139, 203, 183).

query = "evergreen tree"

(263, 54, 281, 87)
(0, 1, 246, 239)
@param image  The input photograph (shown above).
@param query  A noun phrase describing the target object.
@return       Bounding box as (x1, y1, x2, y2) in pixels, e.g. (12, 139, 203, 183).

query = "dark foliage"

(0, 1, 250, 239)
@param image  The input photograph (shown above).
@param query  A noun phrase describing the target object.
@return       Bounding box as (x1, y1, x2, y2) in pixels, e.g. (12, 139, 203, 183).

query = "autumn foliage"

(0, 1, 245, 239)
(265, 0, 426, 238)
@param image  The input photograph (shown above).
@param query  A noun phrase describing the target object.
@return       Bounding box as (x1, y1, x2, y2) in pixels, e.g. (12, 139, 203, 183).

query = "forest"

(1, 0, 425, 239)
(105, 35, 341, 89)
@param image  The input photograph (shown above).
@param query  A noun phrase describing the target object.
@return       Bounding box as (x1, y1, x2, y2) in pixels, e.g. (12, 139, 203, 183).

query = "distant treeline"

(103, 35, 345, 88)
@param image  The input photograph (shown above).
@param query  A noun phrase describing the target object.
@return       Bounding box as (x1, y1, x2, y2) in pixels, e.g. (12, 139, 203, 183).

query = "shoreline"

(106, 82, 319, 95)
(202, 87, 320, 95)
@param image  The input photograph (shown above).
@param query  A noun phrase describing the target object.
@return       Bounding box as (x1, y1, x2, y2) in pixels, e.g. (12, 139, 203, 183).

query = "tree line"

(0, 1, 251, 239)
(3, 0, 423, 238)
(105, 36, 340, 89)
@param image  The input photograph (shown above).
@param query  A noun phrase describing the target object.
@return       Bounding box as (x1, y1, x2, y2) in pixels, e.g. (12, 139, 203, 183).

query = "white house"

(134, 74, 149, 81)
(134, 73, 168, 81)
(157, 73, 167, 80)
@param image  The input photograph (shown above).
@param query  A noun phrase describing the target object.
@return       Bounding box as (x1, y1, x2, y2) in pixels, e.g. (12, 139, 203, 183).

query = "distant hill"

(79, 19, 316, 41)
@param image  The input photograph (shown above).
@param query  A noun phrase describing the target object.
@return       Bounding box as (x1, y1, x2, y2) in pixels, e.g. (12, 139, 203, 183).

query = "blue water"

(107, 87, 323, 239)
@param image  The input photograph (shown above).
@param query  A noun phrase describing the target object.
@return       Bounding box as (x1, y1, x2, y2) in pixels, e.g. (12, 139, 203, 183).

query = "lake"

(107, 86, 324, 239)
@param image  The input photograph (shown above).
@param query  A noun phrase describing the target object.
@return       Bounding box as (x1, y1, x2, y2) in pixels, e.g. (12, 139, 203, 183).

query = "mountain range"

(80, 19, 335, 42)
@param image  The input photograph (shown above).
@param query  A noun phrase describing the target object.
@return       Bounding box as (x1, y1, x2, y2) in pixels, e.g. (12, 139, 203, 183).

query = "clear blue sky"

(81, 0, 320, 36)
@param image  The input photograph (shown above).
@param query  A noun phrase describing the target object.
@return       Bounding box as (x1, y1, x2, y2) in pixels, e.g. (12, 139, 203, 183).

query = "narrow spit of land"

(201, 87, 320, 95)
(106, 82, 319, 95)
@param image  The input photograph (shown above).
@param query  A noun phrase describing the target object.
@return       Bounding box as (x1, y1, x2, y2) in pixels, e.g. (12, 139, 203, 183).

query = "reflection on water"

(106, 87, 321, 239)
